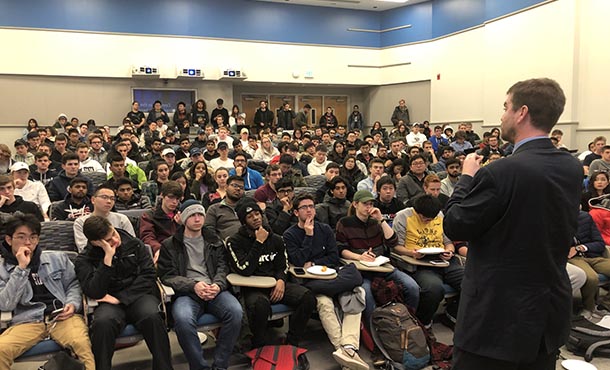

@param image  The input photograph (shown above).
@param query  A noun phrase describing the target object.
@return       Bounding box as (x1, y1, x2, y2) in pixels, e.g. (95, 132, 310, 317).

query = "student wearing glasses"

(396, 154, 431, 204)
(0, 214, 95, 369)
(228, 152, 264, 190)
(73, 185, 135, 252)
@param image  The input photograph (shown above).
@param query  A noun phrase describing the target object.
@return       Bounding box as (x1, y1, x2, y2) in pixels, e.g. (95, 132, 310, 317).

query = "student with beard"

(203, 175, 246, 241)
(51, 177, 93, 221)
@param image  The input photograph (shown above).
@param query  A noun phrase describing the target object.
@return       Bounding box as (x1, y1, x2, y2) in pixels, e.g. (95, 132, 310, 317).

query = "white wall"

(0, 28, 381, 85)
(574, 0, 610, 130)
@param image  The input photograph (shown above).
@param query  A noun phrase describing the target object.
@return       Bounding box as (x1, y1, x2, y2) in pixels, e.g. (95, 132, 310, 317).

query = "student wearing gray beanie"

(179, 199, 206, 221)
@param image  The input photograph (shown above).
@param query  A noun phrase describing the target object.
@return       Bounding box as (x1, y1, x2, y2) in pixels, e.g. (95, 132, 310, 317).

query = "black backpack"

(566, 316, 610, 361)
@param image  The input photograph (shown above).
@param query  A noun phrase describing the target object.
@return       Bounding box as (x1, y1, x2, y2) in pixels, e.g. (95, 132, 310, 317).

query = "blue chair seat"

(443, 283, 458, 298)
(599, 273, 609, 286)
(114, 324, 144, 348)
(18, 339, 62, 360)
(197, 313, 221, 326)
(271, 304, 292, 314)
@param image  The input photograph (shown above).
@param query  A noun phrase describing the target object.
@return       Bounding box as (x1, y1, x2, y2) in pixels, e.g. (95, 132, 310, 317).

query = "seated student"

(229, 152, 264, 191)
(73, 185, 135, 251)
(307, 144, 332, 176)
(14, 139, 34, 166)
(204, 175, 246, 241)
(568, 210, 610, 317)
(175, 136, 191, 162)
(0, 214, 95, 370)
(11, 162, 51, 220)
(105, 153, 147, 190)
(47, 153, 94, 202)
(406, 174, 449, 209)
(209, 142, 234, 173)
(51, 177, 93, 221)
(284, 195, 368, 370)
(279, 153, 307, 187)
(357, 158, 386, 197)
(29, 152, 59, 186)
(373, 176, 405, 228)
(265, 178, 297, 235)
(335, 190, 420, 325)
(113, 177, 151, 210)
(392, 194, 464, 327)
(75, 216, 173, 370)
(76, 142, 105, 173)
(139, 181, 182, 261)
(396, 155, 431, 205)
(142, 160, 172, 208)
(227, 199, 316, 349)
(0, 174, 44, 221)
(440, 157, 461, 197)
(254, 164, 283, 209)
(158, 200, 243, 370)
(590, 195, 610, 246)
(253, 136, 280, 164)
(315, 176, 350, 230)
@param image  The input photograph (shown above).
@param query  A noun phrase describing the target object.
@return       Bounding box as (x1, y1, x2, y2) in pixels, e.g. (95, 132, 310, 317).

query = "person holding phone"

(0, 214, 95, 369)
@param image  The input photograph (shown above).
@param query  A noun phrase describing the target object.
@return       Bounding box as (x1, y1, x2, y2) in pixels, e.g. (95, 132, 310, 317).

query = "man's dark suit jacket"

(443, 138, 582, 362)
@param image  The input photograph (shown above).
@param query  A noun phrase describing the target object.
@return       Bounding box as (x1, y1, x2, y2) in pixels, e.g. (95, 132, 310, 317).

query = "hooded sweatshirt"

(0, 195, 44, 221)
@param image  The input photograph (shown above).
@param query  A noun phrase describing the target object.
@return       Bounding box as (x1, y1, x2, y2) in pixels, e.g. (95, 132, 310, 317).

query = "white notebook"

(359, 255, 390, 267)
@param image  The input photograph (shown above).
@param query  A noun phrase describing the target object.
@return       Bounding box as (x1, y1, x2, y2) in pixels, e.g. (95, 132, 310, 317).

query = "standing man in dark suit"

(443, 78, 582, 370)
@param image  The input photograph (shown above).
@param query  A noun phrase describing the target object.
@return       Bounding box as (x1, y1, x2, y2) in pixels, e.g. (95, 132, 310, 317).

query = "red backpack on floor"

(245, 345, 310, 370)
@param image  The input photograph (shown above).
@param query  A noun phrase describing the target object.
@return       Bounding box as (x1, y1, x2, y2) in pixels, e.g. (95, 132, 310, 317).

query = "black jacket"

(158, 226, 230, 300)
(227, 226, 288, 282)
(51, 194, 92, 221)
(254, 109, 274, 129)
(444, 138, 582, 362)
(75, 229, 156, 306)
(265, 199, 298, 235)
(277, 109, 296, 130)
(46, 170, 94, 202)
(0, 196, 43, 221)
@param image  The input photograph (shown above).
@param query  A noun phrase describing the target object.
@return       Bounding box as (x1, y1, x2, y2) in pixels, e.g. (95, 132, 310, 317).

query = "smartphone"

(49, 308, 64, 319)
(294, 267, 306, 275)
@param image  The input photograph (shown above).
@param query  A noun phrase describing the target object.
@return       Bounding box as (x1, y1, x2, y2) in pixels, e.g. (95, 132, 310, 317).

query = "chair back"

(81, 171, 108, 190)
(303, 175, 326, 190)
(40, 221, 78, 254)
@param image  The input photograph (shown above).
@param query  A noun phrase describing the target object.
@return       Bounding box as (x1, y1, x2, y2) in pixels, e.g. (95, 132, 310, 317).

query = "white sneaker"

(333, 346, 370, 370)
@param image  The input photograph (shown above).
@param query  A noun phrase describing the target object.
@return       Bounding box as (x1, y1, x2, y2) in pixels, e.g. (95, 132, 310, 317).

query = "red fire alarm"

(437, 74, 441, 80)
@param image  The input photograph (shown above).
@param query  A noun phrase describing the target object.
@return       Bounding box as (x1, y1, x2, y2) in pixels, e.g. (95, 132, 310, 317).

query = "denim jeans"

(361, 269, 420, 328)
(172, 292, 243, 370)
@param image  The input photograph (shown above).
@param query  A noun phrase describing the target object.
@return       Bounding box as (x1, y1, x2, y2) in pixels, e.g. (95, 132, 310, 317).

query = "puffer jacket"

(589, 195, 610, 247)
(573, 210, 606, 258)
